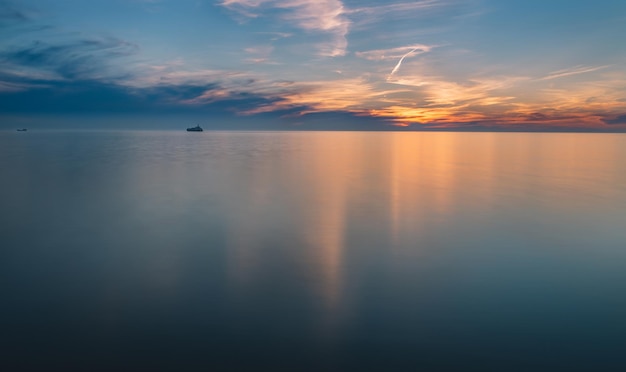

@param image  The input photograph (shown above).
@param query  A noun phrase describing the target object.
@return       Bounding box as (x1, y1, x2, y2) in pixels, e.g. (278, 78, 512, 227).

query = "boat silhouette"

(186, 125, 203, 132)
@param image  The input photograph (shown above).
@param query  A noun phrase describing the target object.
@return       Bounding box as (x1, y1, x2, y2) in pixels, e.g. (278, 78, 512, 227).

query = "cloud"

(124, 64, 275, 109)
(0, 0, 29, 23)
(346, 0, 477, 36)
(180, 88, 233, 104)
(539, 65, 610, 81)
(0, 80, 47, 92)
(220, 0, 458, 57)
(0, 0, 55, 35)
(347, 0, 443, 28)
(0, 38, 138, 81)
(255, 31, 293, 40)
(239, 77, 389, 115)
(220, 0, 350, 56)
(128, 65, 245, 88)
(356, 44, 433, 61)
(531, 77, 626, 114)
(386, 70, 525, 108)
(389, 47, 422, 77)
(366, 103, 607, 129)
(0, 76, 283, 116)
(243, 45, 275, 63)
(0, 80, 149, 113)
(603, 114, 626, 125)
(348, 0, 441, 16)
(368, 105, 484, 125)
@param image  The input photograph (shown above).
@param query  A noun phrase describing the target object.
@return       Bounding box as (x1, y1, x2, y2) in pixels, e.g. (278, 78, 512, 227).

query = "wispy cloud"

(243, 45, 275, 64)
(389, 47, 422, 78)
(0, 80, 47, 92)
(127, 63, 254, 89)
(347, 0, 444, 28)
(239, 77, 393, 115)
(347, 0, 472, 33)
(180, 88, 233, 104)
(0, 0, 29, 22)
(255, 31, 293, 40)
(356, 44, 433, 61)
(0, 38, 138, 81)
(539, 65, 610, 81)
(220, 0, 350, 56)
(347, 0, 441, 16)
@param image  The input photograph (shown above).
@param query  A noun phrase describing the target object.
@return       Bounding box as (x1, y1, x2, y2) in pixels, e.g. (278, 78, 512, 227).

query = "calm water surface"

(2, 131, 626, 371)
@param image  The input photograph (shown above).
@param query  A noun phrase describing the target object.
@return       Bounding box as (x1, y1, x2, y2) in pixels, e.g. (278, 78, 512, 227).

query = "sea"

(2, 130, 626, 371)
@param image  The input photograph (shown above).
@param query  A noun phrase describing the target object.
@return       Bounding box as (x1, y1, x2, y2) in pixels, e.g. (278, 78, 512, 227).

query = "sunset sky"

(1, 0, 625, 130)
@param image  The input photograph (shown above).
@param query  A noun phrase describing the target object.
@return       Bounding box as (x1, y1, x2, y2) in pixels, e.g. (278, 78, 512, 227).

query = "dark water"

(2, 130, 626, 371)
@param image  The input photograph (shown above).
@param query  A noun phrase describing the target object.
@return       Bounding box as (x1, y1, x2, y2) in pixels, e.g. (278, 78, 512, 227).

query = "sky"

(1, 0, 625, 130)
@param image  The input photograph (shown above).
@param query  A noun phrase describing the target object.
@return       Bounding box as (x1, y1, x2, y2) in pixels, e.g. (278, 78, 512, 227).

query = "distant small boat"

(186, 125, 203, 132)
(16, 128, 27, 132)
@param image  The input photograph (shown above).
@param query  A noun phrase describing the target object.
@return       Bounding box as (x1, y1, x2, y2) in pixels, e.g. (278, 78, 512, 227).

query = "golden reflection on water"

(389, 133, 457, 242)
(120, 132, 626, 331)
(219, 133, 362, 330)
(297, 134, 353, 314)
(212, 132, 626, 320)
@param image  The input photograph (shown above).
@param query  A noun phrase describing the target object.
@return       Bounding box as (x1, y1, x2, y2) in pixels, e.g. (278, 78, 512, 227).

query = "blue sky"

(1, 0, 625, 130)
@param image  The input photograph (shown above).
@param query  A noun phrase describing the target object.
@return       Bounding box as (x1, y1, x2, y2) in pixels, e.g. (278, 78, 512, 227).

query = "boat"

(16, 128, 27, 132)
(186, 125, 203, 132)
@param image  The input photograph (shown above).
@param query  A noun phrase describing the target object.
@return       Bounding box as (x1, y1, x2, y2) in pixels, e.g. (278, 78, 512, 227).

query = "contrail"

(389, 47, 418, 77)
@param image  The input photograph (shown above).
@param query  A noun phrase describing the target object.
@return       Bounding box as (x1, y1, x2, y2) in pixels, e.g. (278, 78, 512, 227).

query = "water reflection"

(2, 131, 626, 370)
